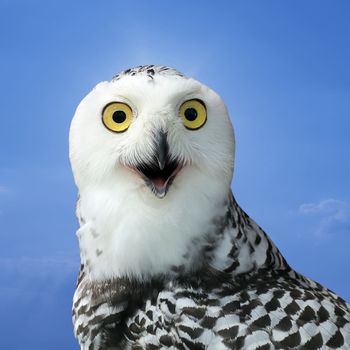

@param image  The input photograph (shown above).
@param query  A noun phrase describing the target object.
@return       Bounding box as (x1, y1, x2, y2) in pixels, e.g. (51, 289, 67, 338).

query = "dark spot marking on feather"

(279, 331, 301, 348)
(182, 338, 205, 350)
(290, 289, 302, 299)
(222, 339, 235, 348)
(326, 330, 344, 348)
(302, 290, 314, 300)
(182, 306, 206, 319)
(242, 299, 261, 315)
(218, 325, 239, 338)
(224, 261, 240, 273)
(317, 305, 329, 323)
(254, 234, 262, 245)
(273, 290, 284, 298)
(303, 332, 323, 350)
(264, 251, 272, 267)
(299, 305, 316, 323)
(201, 316, 217, 329)
(223, 300, 240, 313)
(207, 298, 220, 306)
(336, 316, 348, 327)
(334, 305, 346, 317)
(251, 314, 271, 328)
(285, 300, 300, 315)
(129, 322, 141, 334)
(146, 310, 153, 321)
(90, 229, 99, 238)
(265, 297, 280, 312)
(96, 249, 103, 257)
(178, 325, 204, 339)
(234, 335, 246, 349)
(255, 345, 271, 350)
(275, 316, 293, 331)
(175, 290, 207, 300)
(159, 298, 176, 314)
(239, 290, 250, 301)
(159, 334, 173, 346)
(79, 215, 86, 224)
(146, 324, 155, 334)
(146, 344, 159, 350)
(139, 317, 146, 327)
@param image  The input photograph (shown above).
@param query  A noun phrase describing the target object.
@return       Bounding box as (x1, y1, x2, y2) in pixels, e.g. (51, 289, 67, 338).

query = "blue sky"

(0, 1, 349, 348)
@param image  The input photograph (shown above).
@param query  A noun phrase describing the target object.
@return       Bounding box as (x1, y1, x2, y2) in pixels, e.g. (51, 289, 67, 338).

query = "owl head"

(70, 65, 234, 203)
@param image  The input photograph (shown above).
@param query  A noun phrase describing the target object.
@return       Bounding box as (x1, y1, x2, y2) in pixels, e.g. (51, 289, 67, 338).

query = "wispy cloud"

(299, 199, 350, 237)
(0, 185, 9, 194)
(0, 253, 78, 275)
(0, 185, 10, 216)
(0, 253, 79, 297)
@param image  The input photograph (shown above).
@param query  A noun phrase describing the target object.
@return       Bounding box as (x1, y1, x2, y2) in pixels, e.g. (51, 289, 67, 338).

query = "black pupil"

(184, 108, 197, 121)
(112, 110, 126, 123)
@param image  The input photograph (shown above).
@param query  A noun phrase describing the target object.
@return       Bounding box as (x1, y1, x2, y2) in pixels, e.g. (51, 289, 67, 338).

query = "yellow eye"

(179, 99, 207, 130)
(102, 102, 133, 133)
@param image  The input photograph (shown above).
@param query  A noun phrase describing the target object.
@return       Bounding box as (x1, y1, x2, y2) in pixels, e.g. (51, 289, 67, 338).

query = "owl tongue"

(134, 158, 181, 198)
(150, 176, 167, 190)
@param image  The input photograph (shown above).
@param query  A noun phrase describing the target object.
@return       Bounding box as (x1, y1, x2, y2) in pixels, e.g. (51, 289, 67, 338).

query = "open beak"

(130, 132, 183, 198)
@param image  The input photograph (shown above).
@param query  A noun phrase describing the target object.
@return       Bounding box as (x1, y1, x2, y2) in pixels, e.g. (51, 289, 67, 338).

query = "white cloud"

(299, 199, 350, 236)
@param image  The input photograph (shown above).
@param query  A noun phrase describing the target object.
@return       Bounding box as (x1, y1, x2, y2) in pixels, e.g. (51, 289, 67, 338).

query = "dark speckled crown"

(112, 64, 185, 81)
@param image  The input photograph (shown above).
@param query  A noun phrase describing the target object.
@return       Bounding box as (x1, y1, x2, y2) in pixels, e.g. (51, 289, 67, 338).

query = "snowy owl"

(70, 65, 350, 350)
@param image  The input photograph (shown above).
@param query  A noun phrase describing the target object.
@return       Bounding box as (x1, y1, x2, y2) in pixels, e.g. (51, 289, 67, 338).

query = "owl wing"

(72, 265, 129, 350)
(126, 271, 350, 349)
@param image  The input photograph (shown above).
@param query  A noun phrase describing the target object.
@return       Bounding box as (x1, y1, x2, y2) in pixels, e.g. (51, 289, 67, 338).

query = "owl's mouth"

(127, 131, 183, 198)
(134, 159, 182, 198)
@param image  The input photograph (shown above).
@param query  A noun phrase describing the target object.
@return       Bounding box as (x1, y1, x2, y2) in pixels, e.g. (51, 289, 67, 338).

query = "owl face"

(70, 69, 235, 201)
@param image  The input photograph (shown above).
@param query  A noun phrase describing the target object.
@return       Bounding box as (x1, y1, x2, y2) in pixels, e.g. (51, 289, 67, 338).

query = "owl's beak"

(131, 131, 183, 198)
(155, 131, 168, 171)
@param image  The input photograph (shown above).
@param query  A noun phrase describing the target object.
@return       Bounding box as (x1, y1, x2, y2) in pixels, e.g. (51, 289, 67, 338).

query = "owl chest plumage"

(73, 195, 350, 350)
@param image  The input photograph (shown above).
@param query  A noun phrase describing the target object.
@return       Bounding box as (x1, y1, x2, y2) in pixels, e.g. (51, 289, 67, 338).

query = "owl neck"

(75, 187, 289, 282)
(207, 194, 290, 277)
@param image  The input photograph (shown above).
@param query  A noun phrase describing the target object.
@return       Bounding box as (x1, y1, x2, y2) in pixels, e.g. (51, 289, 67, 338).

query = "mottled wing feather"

(73, 265, 129, 349)
(126, 272, 350, 349)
